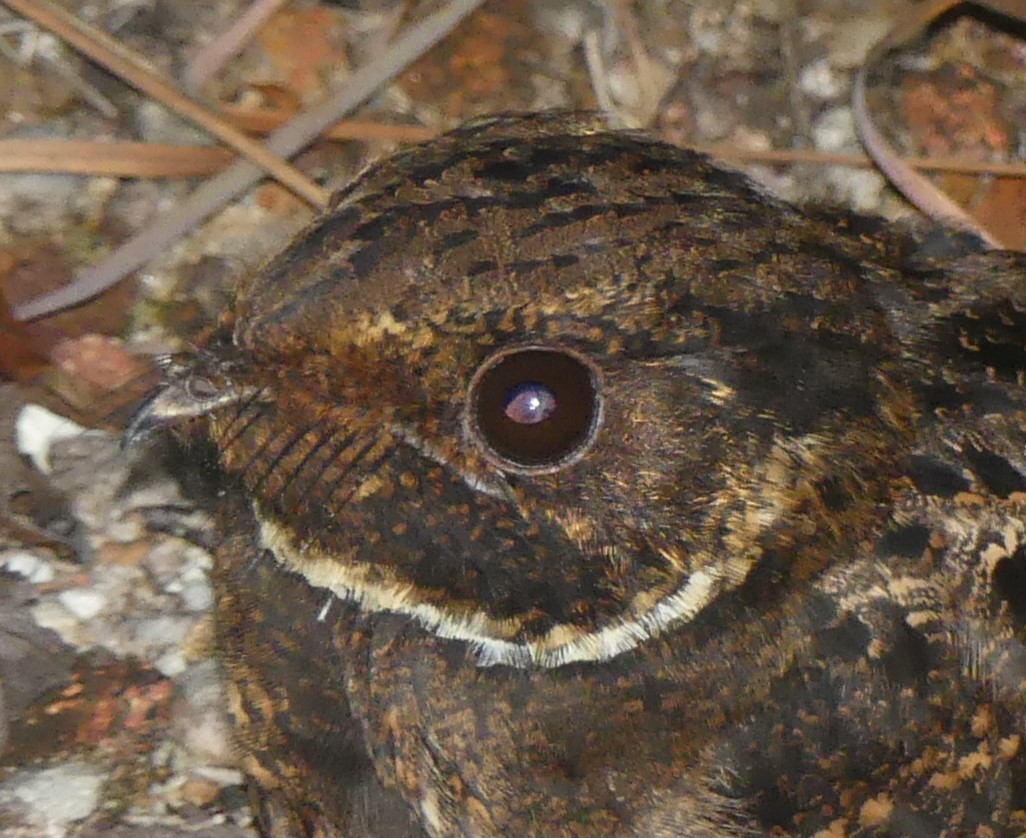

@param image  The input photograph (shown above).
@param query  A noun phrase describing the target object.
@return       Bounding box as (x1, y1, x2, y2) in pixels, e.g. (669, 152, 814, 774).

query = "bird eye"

(468, 347, 601, 471)
(186, 376, 220, 400)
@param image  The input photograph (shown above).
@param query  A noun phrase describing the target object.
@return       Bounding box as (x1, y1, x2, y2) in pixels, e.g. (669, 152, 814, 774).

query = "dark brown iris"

(468, 347, 600, 471)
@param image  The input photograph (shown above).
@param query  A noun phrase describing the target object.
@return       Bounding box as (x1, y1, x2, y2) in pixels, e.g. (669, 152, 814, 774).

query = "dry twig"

(183, 0, 291, 91)
(0, 0, 328, 207)
(853, 0, 1009, 248)
(12, 0, 489, 321)
(5, 136, 1026, 183)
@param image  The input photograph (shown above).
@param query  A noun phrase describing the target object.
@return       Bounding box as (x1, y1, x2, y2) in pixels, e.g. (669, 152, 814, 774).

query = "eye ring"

(465, 345, 602, 474)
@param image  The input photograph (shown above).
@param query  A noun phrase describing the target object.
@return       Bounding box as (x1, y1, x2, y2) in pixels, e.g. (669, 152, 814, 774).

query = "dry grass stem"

(4, 136, 1024, 182)
(11, 0, 490, 321)
(0, 0, 329, 206)
(182, 0, 291, 91)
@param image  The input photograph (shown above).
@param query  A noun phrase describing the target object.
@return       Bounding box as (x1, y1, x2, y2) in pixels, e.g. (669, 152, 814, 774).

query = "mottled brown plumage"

(132, 113, 1026, 835)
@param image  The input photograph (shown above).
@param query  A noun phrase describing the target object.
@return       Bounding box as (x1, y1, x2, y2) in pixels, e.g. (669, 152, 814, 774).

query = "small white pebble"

(15, 404, 89, 474)
(826, 168, 887, 214)
(192, 765, 244, 786)
(155, 649, 187, 677)
(532, 0, 601, 44)
(31, 599, 86, 645)
(180, 581, 214, 613)
(184, 543, 213, 571)
(798, 58, 843, 100)
(178, 707, 235, 766)
(3, 552, 55, 584)
(179, 564, 209, 584)
(106, 517, 145, 543)
(812, 106, 856, 152)
(57, 589, 108, 621)
(1, 762, 104, 826)
(133, 615, 190, 646)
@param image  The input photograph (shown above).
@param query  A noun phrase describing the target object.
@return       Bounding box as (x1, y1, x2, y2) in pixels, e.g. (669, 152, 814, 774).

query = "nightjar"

(130, 113, 1026, 836)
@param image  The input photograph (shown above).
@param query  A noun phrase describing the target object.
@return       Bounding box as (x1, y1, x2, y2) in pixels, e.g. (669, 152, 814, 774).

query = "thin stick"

(0, 139, 234, 177)
(0, 0, 329, 207)
(12, 0, 488, 321)
(694, 146, 1026, 178)
(218, 106, 438, 143)
(6, 137, 1026, 182)
(183, 0, 290, 91)
(852, 0, 1007, 248)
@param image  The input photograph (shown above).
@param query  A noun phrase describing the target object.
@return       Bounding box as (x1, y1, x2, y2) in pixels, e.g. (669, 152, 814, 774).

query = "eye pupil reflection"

(469, 348, 600, 471)
(504, 382, 557, 425)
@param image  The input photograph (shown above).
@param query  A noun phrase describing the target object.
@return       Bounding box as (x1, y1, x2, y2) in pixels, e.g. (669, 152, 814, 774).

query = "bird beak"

(122, 353, 259, 449)
(122, 383, 195, 448)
